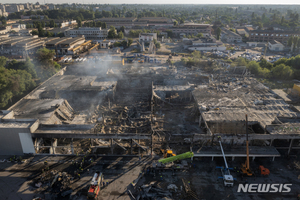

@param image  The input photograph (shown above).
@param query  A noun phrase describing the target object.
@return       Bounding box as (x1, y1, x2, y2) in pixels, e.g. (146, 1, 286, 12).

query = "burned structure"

(1, 61, 300, 157)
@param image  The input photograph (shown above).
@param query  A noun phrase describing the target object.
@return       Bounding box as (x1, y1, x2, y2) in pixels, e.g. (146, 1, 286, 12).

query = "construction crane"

(87, 172, 104, 199)
(241, 114, 253, 176)
(217, 139, 234, 187)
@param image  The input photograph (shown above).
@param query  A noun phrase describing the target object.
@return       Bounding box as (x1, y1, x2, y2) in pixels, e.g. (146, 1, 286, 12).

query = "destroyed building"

(1, 61, 300, 158)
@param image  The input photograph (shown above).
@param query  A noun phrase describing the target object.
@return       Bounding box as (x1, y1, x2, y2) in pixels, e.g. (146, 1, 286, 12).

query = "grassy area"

(258, 78, 294, 89)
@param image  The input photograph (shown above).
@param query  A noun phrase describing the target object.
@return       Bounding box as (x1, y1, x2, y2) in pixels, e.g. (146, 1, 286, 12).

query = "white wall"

(19, 133, 35, 154)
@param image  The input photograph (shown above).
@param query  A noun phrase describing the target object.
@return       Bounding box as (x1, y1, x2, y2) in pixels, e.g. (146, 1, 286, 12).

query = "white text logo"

(237, 184, 292, 193)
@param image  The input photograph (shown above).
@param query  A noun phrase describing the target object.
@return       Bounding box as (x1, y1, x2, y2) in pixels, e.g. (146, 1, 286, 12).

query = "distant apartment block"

(46, 4, 56, 10)
(5, 4, 24, 13)
(64, 27, 109, 40)
(249, 30, 300, 45)
(170, 23, 212, 37)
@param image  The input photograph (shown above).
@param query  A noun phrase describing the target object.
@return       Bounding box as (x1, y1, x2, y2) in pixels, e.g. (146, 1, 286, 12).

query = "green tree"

(36, 48, 55, 64)
(101, 22, 107, 29)
(196, 33, 203, 38)
(216, 27, 221, 40)
(77, 19, 82, 27)
(0, 56, 7, 67)
(127, 38, 133, 47)
(120, 26, 125, 33)
(118, 31, 124, 39)
(236, 57, 248, 66)
(259, 58, 273, 70)
(0, 58, 36, 108)
(191, 50, 201, 60)
(272, 63, 293, 79)
(49, 20, 56, 28)
(155, 42, 161, 49)
(31, 30, 39, 35)
(108, 26, 117, 38)
(281, 16, 285, 24)
(247, 61, 261, 75)
(45, 31, 54, 37)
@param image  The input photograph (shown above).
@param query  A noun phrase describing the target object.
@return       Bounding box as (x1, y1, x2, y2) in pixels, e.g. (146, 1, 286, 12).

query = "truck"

(87, 172, 104, 199)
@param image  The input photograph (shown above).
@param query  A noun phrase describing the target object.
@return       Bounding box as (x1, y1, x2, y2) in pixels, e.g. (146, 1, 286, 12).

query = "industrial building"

(56, 37, 85, 55)
(96, 17, 174, 29)
(170, 23, 212, 37)
(0, 36, 92, 57)
(248, 29, 299, 45)
(185, 36, 226, 51)
(64, 27, 109, 41)
(0, 36, 49, 56)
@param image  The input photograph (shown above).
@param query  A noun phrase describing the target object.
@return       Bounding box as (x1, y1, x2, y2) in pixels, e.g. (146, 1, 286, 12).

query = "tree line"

(232, 56, 300, 80)
(0, 48, 61, 109)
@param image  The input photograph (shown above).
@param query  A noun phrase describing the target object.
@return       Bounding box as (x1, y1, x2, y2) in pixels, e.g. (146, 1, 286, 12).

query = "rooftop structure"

(45, 37, 72, 48)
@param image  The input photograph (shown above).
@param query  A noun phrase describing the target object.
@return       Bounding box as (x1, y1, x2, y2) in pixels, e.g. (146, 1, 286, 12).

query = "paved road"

(0, 155, 153, 200)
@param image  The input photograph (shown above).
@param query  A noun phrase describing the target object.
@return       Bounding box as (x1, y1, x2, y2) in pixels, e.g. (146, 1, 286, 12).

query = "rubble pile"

(135, 183, 172, 200)
(34, 170, 74, 197)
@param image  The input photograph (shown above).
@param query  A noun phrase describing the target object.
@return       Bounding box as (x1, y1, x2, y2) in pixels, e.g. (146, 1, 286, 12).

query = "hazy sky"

(1, 0, 300, 5)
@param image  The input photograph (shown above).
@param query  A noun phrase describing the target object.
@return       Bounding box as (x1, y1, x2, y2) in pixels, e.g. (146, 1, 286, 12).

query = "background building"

(249, 30, 299, 45)
(64, 27, 109, 40)
(268, 40, 285, 51)
(170, 23, 212, 37)
(139, 33, 157, 43)
(221, 28, 242, 43)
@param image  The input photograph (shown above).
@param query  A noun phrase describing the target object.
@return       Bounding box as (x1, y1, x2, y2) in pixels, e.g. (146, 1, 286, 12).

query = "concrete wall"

(188, 46, 226, 51)
(0, 128, 31, 155)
